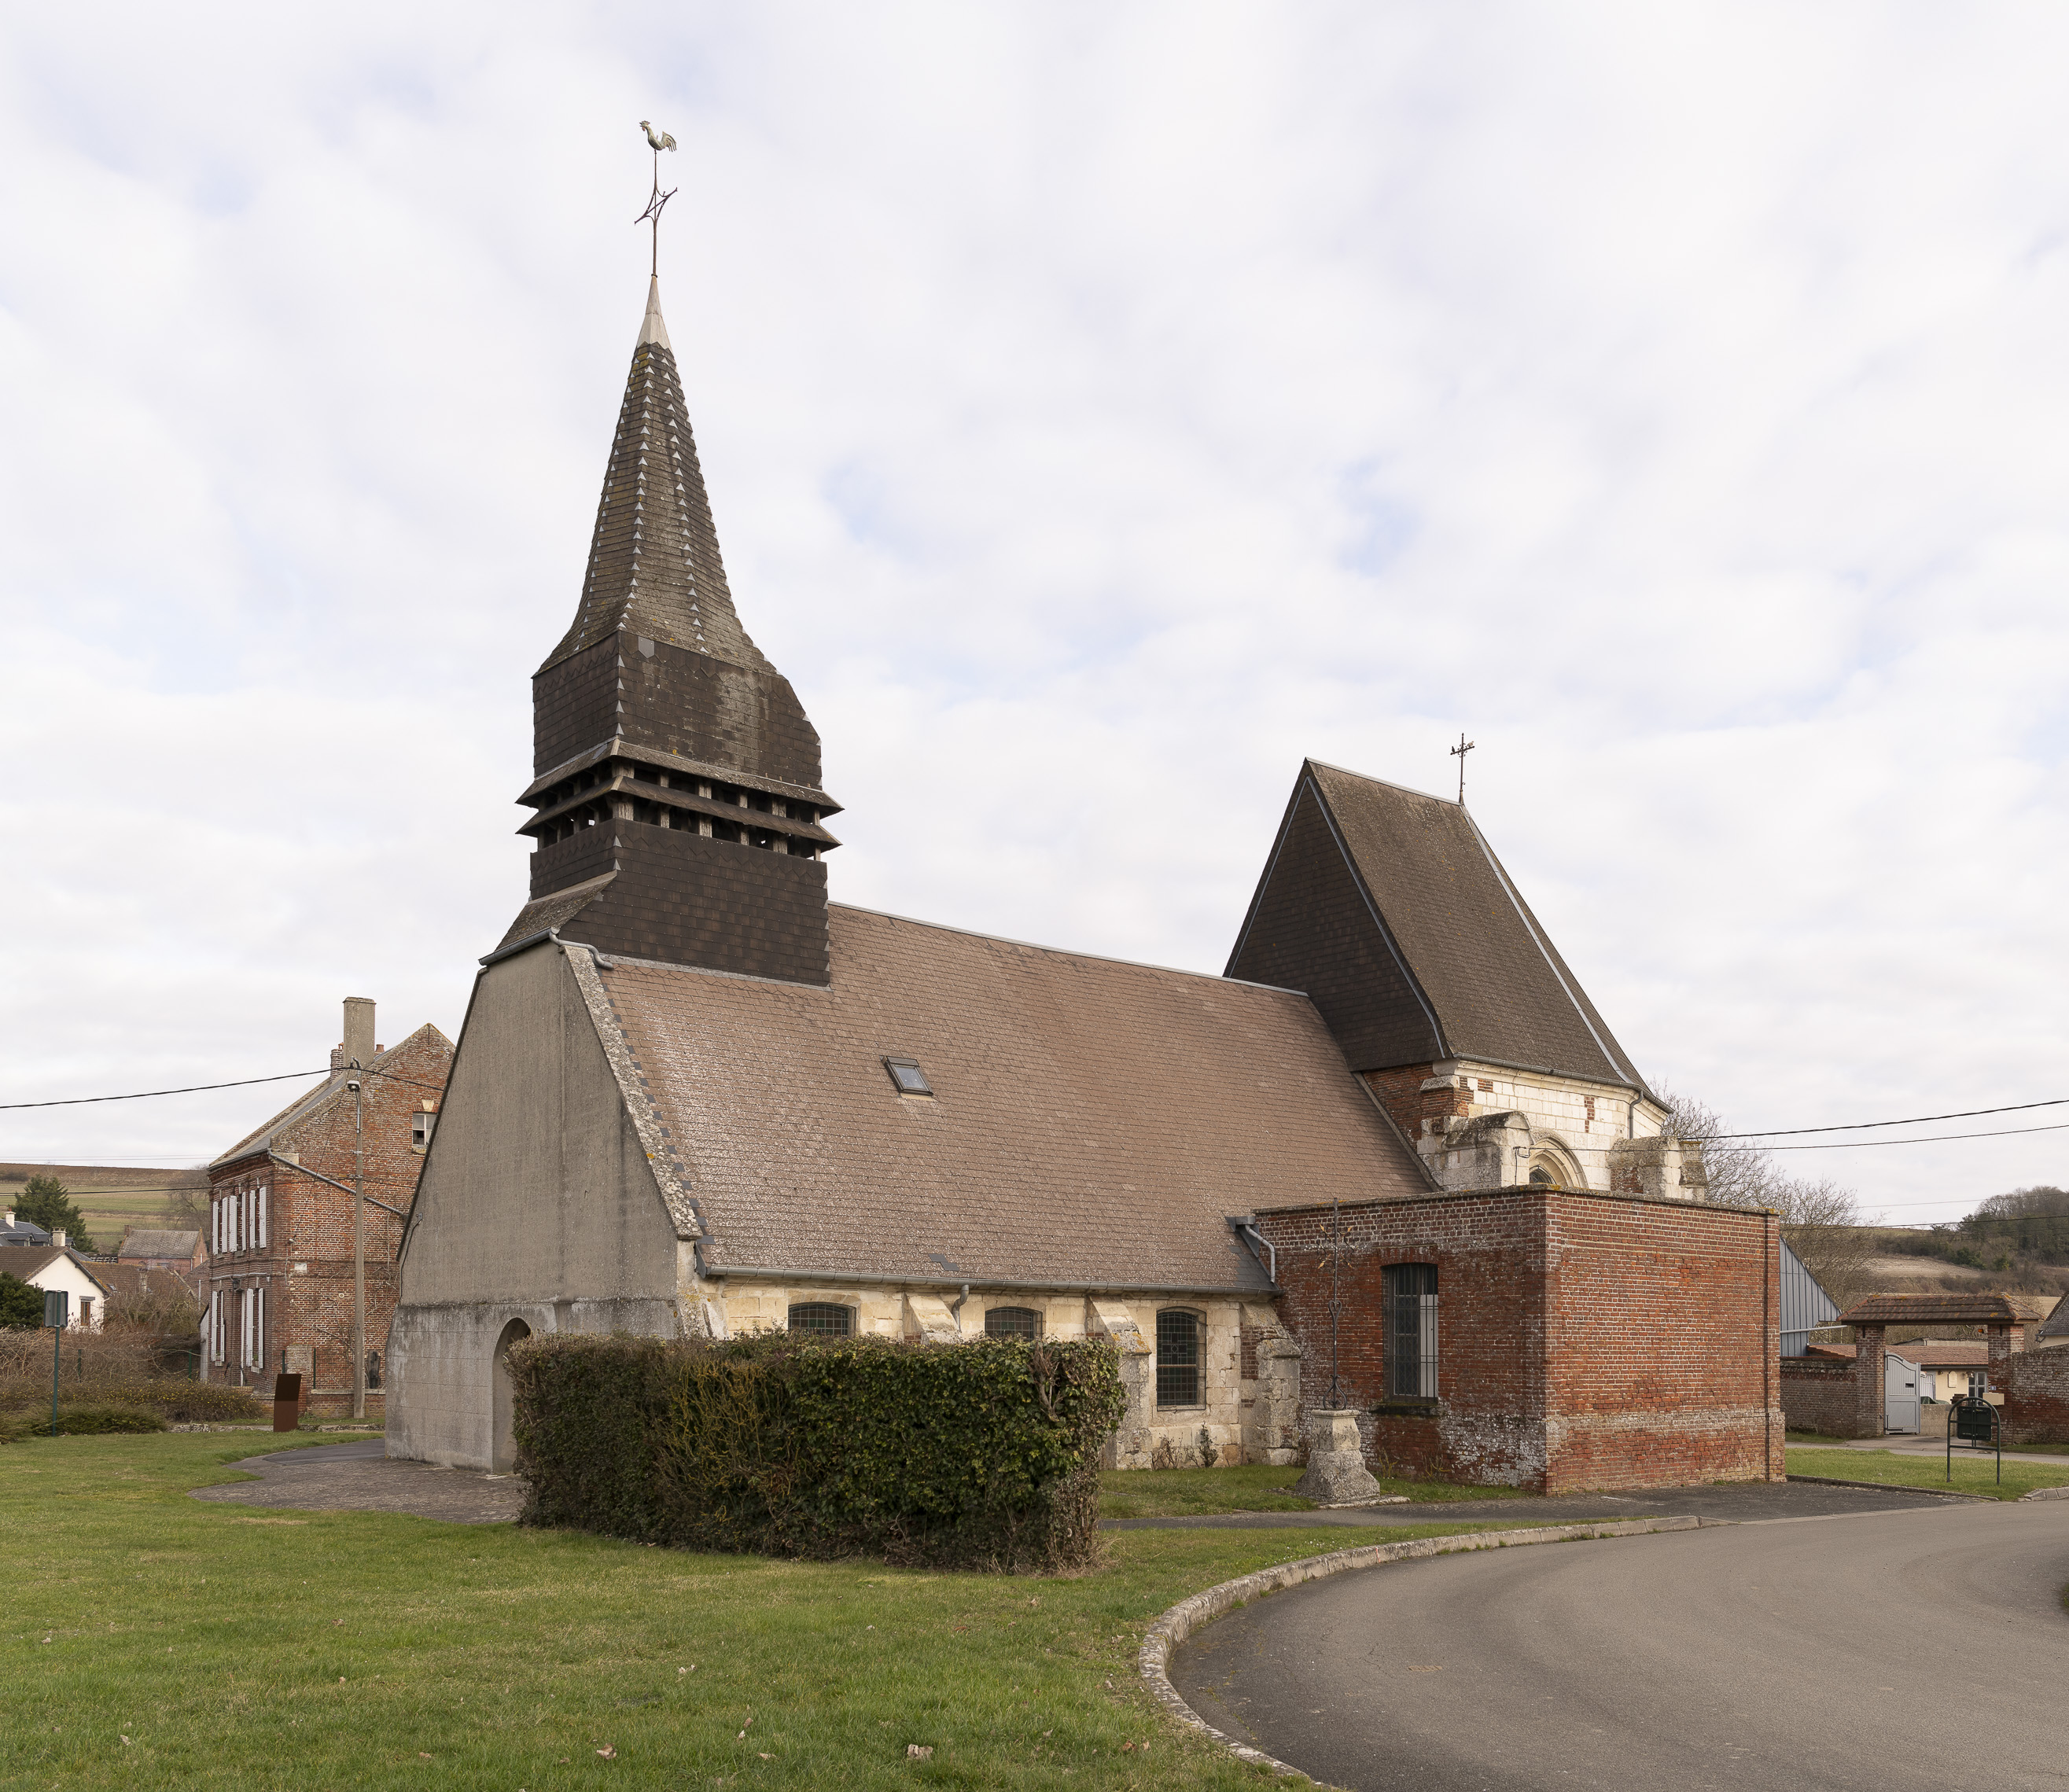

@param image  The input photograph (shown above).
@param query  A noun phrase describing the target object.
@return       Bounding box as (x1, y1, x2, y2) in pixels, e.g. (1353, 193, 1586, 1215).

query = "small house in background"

(4, 1244, 110, 1330)
(119, 1229, 205, 1300)
(2039, 1293, 2069, 1349)
(2, 1211, 53, 1247)
(204, 999, 451, 1415)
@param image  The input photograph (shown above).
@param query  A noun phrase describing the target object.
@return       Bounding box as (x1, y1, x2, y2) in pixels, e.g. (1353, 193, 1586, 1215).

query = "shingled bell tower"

(498, 279, 840, 984)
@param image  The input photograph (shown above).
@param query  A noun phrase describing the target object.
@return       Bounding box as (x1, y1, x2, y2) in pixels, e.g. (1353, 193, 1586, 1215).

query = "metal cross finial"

(1449, 731, 1476, 805)
(635, 120, 679, 279)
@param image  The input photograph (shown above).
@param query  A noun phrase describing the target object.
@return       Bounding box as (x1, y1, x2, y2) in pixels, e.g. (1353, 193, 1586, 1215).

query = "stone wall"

(1256, 1187, 1781, 1493)
(708, 1279, 1287, 1469)
(1361, 1058, 1677, 1194)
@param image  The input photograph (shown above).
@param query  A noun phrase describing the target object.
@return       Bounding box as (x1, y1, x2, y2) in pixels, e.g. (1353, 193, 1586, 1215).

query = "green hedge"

(510, 1331, 1125, 1572)
(0, 1380, 264, 1424)
(0, 1404, 170, 1443)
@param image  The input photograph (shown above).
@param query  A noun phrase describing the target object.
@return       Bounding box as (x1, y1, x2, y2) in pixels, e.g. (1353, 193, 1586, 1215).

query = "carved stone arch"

(1526, 1138, 1585, 1189)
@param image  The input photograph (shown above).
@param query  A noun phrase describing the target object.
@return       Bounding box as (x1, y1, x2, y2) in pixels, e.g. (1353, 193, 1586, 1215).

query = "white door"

(1885, 1352, 1921, 1433)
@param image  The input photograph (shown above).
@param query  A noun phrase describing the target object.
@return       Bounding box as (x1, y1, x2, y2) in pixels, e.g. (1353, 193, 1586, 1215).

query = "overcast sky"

(3, 5, 2065, 1223)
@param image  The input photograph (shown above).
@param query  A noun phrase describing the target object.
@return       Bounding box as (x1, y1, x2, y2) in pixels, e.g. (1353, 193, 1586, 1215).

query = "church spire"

(539, 280, 768, 677)
(501, 278, 840, 987)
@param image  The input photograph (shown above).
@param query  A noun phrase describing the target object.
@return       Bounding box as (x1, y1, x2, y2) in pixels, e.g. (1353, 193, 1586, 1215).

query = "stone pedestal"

(1294, 1407, 1383, 1505)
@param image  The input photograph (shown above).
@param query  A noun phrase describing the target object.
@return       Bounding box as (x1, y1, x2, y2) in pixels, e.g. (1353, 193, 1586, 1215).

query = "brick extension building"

(388, 274, 1780, 1490)
(205, 999, 451, 1414)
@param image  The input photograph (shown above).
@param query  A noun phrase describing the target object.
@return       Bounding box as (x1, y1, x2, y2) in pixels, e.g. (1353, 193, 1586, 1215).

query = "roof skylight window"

(883, 1057, 933, 1097)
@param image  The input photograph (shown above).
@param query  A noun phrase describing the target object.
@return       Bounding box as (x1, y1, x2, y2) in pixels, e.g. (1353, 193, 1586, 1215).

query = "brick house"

(118, 1229, 206, 1301)
(205, 999, 451, 1415)
(388, 276, 1780, 1490)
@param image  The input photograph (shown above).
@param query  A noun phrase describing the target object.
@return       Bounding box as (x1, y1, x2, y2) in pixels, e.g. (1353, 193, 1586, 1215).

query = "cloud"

(2, 4, 2065, 1220)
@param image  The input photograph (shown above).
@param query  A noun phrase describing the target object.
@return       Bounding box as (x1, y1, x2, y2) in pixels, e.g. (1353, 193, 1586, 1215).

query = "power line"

(1751, 1122, 2069, 1152)
(0, 1070, 332, 1110)
(1710, 1098, 2069, 1139)
(0, 1061, 444, 1112)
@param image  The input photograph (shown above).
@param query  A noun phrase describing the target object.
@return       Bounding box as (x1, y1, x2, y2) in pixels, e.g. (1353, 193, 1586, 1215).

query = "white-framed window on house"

(256, 1184, 268, 1249)
(240, 1287, 266, 1370)
(210, 1291, 225, 1364)
(232, 1190, 244, 1252)
(1384, 1264, 1439, 1400)
(412, 1109, 436, 1148)
(1968, 1371, 1987, 1397)
(212, 1197, 223, 1255)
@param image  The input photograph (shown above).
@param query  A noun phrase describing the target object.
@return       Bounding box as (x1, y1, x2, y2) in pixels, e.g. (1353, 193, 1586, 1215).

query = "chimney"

(341, 996, 377, 1070)
(53, 1230, 67, 1249)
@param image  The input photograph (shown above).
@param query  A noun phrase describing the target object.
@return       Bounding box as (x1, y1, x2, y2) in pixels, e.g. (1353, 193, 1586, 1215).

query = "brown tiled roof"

(539, 282, 768, 678)
(592, 903, 1432, 1292)
(1838, 1293, 2033, 1327)
(120, 1231, 200, 1260)
(0, 1245, 109, 1290)
(1227, 761, 1650, 1090)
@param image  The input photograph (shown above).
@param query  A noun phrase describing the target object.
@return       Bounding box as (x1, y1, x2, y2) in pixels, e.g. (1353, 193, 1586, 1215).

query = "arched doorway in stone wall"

(491, 1318, 532, 1474)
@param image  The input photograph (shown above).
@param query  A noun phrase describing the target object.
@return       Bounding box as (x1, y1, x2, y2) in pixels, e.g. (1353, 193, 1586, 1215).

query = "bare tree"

(1657, 1084, 1876, 1311)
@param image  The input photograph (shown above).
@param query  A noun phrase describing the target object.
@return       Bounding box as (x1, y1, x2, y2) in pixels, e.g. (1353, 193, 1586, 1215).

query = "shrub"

(0, 1403, 169, 1443)
(510, 1331, 1125, 1572)
(0, 1378, 264, 1424)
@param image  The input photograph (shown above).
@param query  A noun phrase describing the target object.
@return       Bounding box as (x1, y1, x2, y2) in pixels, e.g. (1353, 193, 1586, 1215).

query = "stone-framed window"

(985, 1306, 1042, 1339)
(788, 1302, 853, 1338)
(1155, 1309, 1202, 1407)
(1384, 1264, 1438, 1400)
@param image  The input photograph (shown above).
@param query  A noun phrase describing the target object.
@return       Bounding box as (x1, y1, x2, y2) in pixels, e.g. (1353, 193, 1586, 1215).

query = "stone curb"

(1136, 1516, 1703, 1781)
(1784, 1474, 1986, 1501)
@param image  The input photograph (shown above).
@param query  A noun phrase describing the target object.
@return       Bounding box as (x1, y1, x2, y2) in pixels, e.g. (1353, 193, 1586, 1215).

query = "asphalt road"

(1172, 1501, 2069, 1791)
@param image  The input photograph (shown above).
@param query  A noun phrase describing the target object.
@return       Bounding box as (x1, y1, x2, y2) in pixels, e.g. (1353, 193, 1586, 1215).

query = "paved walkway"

(1106, 1476, 1973, 1532)
(190, 1440, 526, 1525)
(1172, 1499, 2069, 1790)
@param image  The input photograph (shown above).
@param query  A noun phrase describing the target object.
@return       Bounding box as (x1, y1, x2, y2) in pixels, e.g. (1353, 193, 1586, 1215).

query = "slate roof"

(2041, 1293, 2069, 1342)
(539, 281, 768, 677)
(1226, 761, 1650, 1091)
(1, 1214, 52, 1246)
(212, 1025, 452, 1168)
(591, 903, 1433, 1293)
(120, 1230, 200, 1260)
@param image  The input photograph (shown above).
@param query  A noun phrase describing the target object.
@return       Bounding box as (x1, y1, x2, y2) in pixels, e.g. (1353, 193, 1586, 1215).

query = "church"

(388, 279, 1781, 1494)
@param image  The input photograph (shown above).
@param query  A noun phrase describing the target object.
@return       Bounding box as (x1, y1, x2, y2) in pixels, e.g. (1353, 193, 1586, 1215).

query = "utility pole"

(352, 1065, 366, 1422)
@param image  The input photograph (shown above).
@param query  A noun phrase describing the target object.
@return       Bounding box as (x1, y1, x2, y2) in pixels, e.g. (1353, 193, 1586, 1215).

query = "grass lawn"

(1787, 1446, 2069, 1502)
(1095, 1463, 1530, 1519)
(1, 1433, 1515, 1790)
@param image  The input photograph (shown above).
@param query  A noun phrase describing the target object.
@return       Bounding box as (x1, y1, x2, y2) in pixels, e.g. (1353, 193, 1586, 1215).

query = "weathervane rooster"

(636, 120, 679, 277)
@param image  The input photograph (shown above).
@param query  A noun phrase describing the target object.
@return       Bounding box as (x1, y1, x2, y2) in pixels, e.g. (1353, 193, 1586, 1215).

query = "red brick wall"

(1360, 1065, 1467, 1146)
(1779, 1356, 1865, 1437)
(204, 1026, 451, 1410)
(1539, 1195, 1780, 1492)
(2005, 1345, 2069, 1444)
(1256, 1188, 1781, 1493)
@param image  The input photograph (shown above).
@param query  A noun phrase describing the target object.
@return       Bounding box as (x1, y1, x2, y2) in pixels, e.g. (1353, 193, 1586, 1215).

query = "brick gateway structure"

(1255, 1189, 1783, 1493)
(1784, 1293, 2067, 1443)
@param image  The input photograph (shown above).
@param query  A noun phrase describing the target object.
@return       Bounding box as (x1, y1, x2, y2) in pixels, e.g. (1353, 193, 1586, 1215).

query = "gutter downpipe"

(947, 1283, 970, 1334)
(1231, 1219, 1276, 1287)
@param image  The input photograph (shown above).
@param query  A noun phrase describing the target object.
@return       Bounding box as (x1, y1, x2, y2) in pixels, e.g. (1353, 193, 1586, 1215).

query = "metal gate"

(1885, 1352, 1921, 1434)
